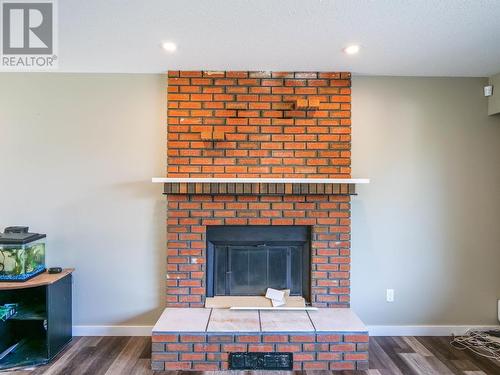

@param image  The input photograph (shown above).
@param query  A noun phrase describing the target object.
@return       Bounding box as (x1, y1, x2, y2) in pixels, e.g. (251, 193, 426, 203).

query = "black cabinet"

(0, 271, 73, 370)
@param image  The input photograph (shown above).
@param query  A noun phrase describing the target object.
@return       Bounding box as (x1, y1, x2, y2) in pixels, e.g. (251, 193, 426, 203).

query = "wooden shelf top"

(0, 268, 74, 290)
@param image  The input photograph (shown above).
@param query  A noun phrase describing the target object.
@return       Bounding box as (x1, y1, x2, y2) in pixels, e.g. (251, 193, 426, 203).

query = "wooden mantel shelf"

(152, 177, 369, 195)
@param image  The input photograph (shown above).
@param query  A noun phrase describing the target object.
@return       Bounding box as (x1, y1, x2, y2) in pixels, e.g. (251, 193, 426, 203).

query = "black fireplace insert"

(206, 226, 311, 301)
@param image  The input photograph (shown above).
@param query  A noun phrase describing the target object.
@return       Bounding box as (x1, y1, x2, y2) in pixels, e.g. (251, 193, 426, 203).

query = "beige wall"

(352, 76, 500, 325)
(488, 72, 500, 115)
(0, 73, 166, 327)
(1, 74, 499, 328)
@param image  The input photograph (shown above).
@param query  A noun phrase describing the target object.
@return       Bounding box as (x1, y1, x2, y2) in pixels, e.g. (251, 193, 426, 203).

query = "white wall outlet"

(484, 85, 494, 97)
(386, 289, 395, 302)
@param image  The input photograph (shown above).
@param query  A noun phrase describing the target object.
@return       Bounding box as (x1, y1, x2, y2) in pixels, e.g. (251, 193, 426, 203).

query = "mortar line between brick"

(205, 308, 213, 332)
(306, 311, 317, 332)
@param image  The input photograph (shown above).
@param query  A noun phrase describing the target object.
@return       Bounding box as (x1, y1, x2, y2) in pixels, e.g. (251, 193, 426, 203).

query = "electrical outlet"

(386, 289, 395, 302)
(484, 85, 494, 97)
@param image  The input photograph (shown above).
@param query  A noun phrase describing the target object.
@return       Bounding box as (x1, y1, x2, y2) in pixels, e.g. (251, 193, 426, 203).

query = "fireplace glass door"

(207, 226, 311, 301)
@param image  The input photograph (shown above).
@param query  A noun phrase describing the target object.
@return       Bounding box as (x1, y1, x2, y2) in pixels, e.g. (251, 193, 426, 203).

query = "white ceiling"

(57, 0, 500, 76)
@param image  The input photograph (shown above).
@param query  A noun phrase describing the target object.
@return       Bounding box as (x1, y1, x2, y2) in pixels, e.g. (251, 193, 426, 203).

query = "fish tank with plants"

(0, 227, 46, 282)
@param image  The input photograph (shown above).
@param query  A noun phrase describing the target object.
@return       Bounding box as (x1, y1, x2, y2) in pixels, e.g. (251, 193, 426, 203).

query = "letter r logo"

(2, 2, 53, 55)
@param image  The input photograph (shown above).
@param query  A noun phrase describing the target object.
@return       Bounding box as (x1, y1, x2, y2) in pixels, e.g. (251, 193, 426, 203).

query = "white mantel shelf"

(152, 177, 370, 184)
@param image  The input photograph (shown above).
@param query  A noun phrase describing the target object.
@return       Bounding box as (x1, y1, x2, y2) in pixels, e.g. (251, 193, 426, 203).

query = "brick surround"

(167, 70, 351, 178)
(166, 71, 353, 308)
(167, 193, 351, 307)
(152, 332, 369, 371)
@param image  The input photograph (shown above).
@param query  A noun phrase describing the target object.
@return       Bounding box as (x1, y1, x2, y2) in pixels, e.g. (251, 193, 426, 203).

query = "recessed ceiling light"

(162, 41, 177, 53)
(343, 45, 360, 55)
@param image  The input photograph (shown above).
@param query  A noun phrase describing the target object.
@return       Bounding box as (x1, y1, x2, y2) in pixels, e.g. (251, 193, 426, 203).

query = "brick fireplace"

(152, 71, 369, 371)
(166, 70, 352, 307)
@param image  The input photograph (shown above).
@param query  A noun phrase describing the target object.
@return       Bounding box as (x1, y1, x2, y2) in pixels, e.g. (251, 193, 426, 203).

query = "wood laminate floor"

(1, 336, 499, 375)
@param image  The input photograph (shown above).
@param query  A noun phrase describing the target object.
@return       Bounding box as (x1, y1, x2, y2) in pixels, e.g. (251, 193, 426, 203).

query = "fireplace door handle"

(225, 271, 232, 295)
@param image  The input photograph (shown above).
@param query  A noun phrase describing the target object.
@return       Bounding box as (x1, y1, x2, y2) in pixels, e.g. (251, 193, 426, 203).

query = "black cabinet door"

(46, 274, 72, 359)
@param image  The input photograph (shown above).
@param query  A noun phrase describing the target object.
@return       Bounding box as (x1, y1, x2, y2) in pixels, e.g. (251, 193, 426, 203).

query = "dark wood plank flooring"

(1, 336, 499, 375)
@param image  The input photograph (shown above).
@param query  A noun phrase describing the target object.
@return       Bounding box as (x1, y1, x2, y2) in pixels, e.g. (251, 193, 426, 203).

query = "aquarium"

(0, 227, 46, 282)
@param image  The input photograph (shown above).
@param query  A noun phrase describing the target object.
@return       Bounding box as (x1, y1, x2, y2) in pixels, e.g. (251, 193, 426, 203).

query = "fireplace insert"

(206, 226, 311, 301)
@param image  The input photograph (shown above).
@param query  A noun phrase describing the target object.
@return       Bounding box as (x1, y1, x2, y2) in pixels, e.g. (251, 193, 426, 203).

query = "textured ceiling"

(54, 0, 500, 75)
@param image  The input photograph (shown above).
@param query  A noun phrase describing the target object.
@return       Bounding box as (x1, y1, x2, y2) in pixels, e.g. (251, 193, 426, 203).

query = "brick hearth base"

(152, 308, 369, 371)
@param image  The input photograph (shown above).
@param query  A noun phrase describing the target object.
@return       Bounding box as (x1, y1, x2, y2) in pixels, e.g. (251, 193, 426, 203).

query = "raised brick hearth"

(155, 70, 368, 371)
(152, 308, 369, 371)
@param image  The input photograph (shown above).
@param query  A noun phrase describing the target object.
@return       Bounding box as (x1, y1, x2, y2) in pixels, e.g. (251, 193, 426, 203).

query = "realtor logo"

(1, 0, 57, 69)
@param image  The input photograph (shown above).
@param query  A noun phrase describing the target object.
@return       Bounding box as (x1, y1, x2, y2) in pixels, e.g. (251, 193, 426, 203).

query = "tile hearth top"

(152, 308, 367, 334)
(153, 308, 211, 332)
(207, 309, 260, 332)
(259, 310, 314, 331)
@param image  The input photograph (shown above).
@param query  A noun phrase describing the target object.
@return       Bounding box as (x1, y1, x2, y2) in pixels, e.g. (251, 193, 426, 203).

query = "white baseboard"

(367, 325, 500, 336)
(73, 325, 153, 336)
(72, 325, 500, 337)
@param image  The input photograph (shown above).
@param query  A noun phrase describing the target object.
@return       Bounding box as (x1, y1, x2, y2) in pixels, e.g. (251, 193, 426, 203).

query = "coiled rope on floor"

(451, 329, 500, 361)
